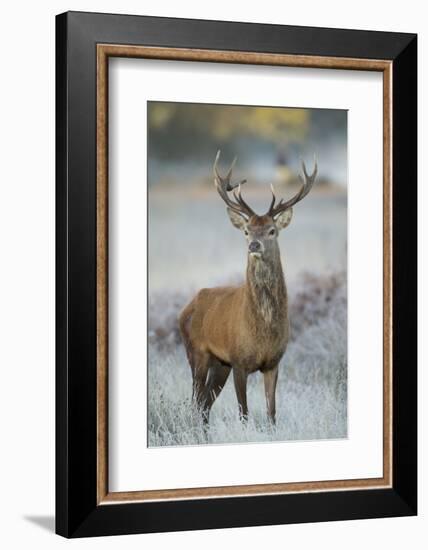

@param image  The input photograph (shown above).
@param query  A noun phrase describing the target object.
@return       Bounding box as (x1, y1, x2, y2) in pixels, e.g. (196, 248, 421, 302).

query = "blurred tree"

(148, 102, 310, 160)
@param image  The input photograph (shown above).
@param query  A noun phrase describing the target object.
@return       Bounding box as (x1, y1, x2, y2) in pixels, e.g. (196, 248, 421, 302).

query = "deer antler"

(267, 158, 317, 219)
(213, 150, 255, 220)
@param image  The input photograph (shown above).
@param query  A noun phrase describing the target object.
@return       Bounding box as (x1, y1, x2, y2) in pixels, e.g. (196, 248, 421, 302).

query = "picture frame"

(56, 10, 417, 538)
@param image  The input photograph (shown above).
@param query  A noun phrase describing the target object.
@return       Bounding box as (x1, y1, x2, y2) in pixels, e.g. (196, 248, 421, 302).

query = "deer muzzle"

(248, 240, 263, 257)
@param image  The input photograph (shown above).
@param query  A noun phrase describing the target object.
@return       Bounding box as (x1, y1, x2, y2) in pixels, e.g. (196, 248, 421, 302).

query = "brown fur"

(183, 152, 317, 423)
(178, 214, 290, 424)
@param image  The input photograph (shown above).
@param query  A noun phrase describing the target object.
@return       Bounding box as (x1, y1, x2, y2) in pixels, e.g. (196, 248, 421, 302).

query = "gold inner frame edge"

(96, 44, 393, 505)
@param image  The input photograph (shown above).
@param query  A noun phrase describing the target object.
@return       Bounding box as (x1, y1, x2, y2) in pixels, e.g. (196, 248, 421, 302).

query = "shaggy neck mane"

(245, 247, 287, 326)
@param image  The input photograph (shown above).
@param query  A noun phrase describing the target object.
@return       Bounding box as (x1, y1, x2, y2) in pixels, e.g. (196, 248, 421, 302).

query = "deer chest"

(235, 327, 288, 373)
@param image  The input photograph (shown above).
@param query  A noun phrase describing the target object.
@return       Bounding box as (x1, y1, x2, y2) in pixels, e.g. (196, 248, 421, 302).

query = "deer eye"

(269, 228, 276, 236)
(244, 230, 249, 236)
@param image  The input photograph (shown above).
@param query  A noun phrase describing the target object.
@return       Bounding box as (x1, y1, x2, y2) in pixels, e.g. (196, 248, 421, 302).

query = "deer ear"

(274, 207, 293, 231)
(227, 207, 247, 230)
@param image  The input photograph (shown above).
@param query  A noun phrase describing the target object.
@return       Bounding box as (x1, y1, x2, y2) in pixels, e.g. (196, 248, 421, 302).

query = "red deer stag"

(179, 151, 317, 425)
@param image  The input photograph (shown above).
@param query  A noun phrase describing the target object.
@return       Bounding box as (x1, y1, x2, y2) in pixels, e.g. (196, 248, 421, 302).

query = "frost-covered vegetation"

(148, 270, 347, 447)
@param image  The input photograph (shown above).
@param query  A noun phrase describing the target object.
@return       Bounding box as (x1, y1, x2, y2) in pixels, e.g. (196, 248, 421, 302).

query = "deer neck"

(245, 246, 287, 327)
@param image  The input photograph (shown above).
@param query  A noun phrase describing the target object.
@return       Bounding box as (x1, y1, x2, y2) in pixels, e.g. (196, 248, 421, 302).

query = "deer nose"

(249, 240, 261, 253)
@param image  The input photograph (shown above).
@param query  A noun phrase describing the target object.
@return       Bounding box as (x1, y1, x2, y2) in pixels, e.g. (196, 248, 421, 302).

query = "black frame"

(56, 11, 417, 538)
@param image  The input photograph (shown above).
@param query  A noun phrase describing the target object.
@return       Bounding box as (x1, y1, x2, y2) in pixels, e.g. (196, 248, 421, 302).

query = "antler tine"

(214, 151, 246, 191)
(267, 157, 317, 218)
(232, 183, 254, 214)
(227, 155, 237, 180)
(268, 183, 277, 214)
(213, 151, 255, 219)
(213, 149, 221, 180)
(300, 157, 318, 186)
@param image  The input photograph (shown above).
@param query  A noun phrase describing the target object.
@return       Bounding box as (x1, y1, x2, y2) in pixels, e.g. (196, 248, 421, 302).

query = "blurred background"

(148, 101, 347, 188)
(147, 101, 348, 447)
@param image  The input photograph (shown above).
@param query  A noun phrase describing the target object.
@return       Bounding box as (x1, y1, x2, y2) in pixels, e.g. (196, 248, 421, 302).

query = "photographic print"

(148, 101, 348, 447)
(57, 14, 417, 536)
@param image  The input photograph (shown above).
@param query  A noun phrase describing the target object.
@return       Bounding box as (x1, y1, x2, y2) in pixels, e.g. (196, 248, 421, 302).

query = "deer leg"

(204, 362, 231, 413)
(192, 350, 213, 423)
(263, 365, 279, 425)
(192, 350, 210, 403)
(233, 368, 248, 421)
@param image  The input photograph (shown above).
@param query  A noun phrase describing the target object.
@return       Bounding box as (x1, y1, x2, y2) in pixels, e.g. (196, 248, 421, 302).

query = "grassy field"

(148, 186, 347, 447)
(148, 271, 347, 447)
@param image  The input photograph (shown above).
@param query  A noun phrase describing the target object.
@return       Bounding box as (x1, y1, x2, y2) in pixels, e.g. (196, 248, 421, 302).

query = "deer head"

(213, 150, 317, 261)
